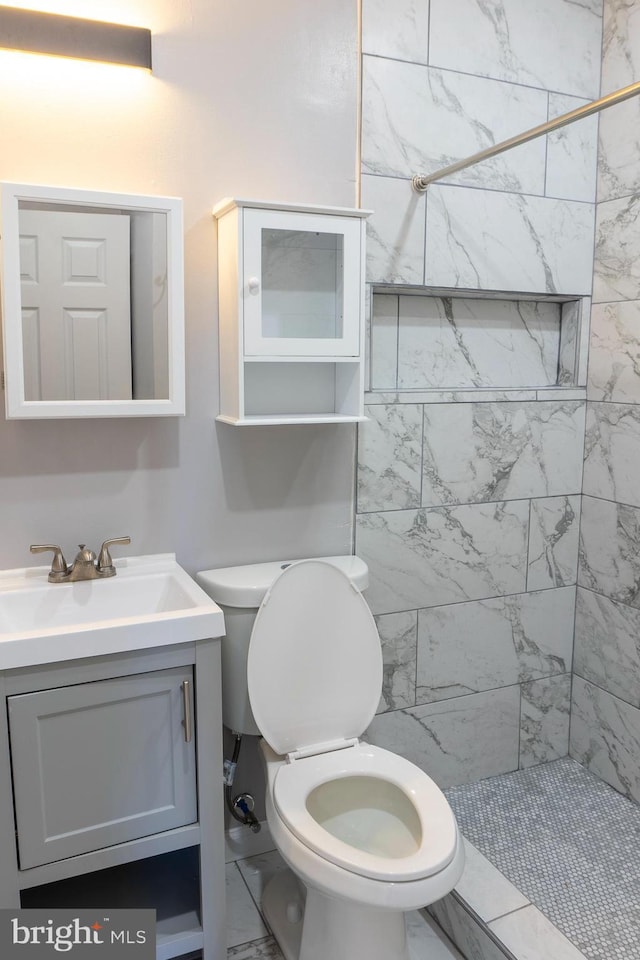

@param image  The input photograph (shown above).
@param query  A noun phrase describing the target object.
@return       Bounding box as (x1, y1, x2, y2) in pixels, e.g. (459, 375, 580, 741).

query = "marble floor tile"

(428, 895, 508, 960)
(489, 906, 586, 960)
(226, 862, 269, 948)
(236, 850, 289, 920)
(454, 839, 529, 924)
(227, 937, 284, 960)
(407, 909, 465, 959)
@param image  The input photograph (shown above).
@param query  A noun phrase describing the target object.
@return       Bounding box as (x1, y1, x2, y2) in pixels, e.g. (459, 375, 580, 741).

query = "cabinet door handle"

(181, 680, 193, 743)
(248, 277, 260, 294)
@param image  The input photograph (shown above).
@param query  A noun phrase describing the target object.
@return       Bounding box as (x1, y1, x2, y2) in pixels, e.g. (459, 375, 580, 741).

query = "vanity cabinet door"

(8, 666, 197, 869)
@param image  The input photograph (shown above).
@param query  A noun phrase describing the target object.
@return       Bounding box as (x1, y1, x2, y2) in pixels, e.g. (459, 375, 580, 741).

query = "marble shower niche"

(370, 290, 586, 393)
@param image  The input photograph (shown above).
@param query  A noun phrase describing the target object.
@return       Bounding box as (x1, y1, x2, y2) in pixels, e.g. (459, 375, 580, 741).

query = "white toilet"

(197, 557, 464, 960)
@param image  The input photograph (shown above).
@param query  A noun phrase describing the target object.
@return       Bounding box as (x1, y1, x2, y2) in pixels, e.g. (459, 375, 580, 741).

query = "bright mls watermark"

(0, 910, 156, 959)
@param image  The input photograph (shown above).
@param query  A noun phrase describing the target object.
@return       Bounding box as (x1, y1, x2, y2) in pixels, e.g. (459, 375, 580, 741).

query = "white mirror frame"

(0, 182, 185, 418)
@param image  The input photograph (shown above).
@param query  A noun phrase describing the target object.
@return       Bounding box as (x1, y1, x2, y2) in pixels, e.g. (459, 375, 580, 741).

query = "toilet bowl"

(261, 741, 464, 960)
(198, 557, 464, 960)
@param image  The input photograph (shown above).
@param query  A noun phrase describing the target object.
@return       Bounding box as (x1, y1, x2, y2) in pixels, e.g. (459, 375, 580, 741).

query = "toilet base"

(263, 869, 304, 960)
(263, 867, 410, 960)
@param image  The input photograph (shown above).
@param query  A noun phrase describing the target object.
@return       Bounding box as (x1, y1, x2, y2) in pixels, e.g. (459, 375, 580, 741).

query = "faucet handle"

(97, 536, 131, 576)
(30, 544, 70, 582)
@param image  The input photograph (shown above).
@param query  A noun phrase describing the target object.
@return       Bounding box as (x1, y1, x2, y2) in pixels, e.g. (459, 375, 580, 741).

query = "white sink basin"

(0, 554, 225, 670)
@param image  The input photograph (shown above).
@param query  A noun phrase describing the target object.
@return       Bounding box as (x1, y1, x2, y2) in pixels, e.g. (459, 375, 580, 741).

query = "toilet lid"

(247, 560, 382, 757)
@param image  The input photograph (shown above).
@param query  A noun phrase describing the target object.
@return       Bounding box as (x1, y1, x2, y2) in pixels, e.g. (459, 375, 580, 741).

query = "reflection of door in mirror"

(19, 211, 132, 401)
(130, 211, 169, 400)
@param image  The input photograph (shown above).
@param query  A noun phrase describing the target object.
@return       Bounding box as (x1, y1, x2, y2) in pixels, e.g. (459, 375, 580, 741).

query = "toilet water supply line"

(224, 733, 261, 833)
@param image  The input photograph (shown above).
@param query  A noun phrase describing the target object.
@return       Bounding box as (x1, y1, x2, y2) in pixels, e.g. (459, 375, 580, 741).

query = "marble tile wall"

(370, 294, 562, 391)
(570, 0, 640, 803)
(358, 0, 602, 789)
(361, 0, 601, 293)
(357, 399, 579, 786)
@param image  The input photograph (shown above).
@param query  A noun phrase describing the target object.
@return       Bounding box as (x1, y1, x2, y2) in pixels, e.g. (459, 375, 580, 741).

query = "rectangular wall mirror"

(0, 182, 185, 418)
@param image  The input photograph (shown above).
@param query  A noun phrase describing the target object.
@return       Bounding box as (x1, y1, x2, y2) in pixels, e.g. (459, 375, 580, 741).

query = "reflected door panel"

(19, 210, 132, 401)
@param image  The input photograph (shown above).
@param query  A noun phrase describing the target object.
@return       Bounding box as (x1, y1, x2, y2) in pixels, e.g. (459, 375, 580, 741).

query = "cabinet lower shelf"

(217, 411, 367, 426)
(21, 847, 204, 960)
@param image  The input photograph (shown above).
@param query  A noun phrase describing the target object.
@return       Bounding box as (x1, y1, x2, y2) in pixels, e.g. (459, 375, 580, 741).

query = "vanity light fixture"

(0, 6, 152, 69)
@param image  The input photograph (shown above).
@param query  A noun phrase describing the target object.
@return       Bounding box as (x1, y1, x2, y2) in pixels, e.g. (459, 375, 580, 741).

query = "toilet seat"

(247, 559, 382, 758)
(272, 742, 458, 882)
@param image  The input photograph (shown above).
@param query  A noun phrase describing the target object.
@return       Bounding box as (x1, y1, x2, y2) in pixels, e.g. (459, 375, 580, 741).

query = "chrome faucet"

(30, 537, 131, 583)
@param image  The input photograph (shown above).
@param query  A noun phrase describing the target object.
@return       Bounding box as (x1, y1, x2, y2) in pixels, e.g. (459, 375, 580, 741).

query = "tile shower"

(357, 0, 598, 783)
(358, 306, 584, 783)
(356, 0, 640, 956)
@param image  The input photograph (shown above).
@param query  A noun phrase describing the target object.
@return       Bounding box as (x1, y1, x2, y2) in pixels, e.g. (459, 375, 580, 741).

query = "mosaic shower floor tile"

(446, 757, 640, 960)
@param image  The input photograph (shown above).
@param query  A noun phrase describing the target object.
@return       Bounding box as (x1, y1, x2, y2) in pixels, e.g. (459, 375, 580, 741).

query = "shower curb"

(428, 837, 588, 960)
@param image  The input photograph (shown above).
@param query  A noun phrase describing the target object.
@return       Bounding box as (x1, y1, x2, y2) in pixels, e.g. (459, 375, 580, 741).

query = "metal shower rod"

(412, 78, 640, 192)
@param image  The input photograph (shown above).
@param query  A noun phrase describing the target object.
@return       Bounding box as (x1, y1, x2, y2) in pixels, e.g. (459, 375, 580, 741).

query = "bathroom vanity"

(0, 555, 226, 960)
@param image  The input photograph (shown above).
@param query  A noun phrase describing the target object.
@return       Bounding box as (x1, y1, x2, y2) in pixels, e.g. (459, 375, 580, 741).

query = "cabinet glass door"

(243, 209, 361, 356)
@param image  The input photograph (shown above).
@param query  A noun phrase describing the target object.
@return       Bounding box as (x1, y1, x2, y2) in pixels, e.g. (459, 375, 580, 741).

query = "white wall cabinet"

(213, 198, 370, 425)
(0, 641, 225, 960)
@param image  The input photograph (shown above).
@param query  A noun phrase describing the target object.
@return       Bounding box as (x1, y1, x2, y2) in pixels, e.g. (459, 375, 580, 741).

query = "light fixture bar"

(0, 6, 151, 68)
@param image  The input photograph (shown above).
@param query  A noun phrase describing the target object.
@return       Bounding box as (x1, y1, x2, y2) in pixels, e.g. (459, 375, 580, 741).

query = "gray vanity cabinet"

(0, 640, 226, 960)
(9, 666, 198, 869)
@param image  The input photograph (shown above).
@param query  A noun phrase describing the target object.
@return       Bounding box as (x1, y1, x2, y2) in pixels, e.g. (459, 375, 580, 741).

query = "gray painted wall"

(0, 0, 359, 578)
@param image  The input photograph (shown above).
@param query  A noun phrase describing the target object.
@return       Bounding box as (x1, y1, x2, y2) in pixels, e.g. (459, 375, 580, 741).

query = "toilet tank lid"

(196, 555, 369, 608)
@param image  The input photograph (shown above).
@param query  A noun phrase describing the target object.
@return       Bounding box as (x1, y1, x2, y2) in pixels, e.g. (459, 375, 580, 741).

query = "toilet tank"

(196, 556, 369, 735)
